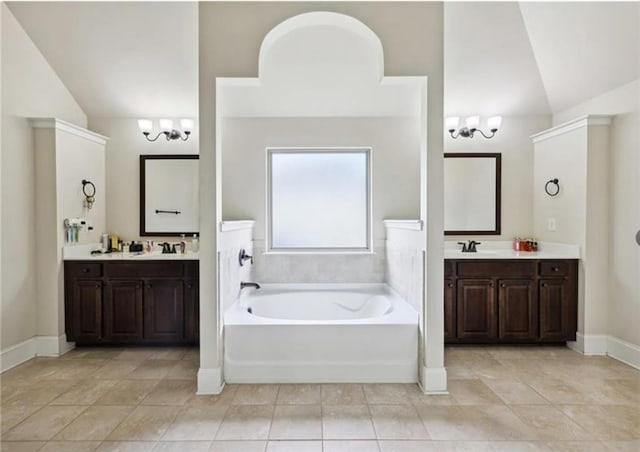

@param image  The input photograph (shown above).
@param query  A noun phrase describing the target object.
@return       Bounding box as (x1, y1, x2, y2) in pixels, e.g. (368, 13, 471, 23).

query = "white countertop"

(63, 243, 199, 261)
(444, 241, 580, 260)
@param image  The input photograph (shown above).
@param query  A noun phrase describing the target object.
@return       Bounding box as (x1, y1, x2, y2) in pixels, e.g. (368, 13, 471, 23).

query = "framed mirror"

(140, 154, 199, 236)
(444, 153, 501, 235)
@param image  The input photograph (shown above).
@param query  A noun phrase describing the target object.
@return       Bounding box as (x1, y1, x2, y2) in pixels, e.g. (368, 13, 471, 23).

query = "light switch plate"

(548, 218, 556, 231)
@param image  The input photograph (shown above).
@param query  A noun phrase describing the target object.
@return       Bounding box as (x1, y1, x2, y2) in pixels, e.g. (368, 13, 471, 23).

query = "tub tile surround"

(1, 345, 638, 451)
(252, 241, 386, 284)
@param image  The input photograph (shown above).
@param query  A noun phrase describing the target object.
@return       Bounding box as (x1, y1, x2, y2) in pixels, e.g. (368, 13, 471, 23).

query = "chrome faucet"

(240, 282, 261, 290)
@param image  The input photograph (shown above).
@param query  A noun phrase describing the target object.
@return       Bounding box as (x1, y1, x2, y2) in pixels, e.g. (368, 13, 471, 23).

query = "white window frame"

(266, 147, 373, 254)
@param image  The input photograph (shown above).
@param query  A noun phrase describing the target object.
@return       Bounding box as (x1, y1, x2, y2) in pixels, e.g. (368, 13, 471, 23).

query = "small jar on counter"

(513, 237, 522, 251)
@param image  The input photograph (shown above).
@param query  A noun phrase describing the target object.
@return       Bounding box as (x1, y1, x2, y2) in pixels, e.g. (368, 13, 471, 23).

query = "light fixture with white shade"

(446, 115, 502, 139)
(138, 118, 193, 142)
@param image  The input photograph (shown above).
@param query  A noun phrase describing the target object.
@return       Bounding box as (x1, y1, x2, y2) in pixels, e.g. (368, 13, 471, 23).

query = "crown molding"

(530, 114, 612, 144)
(30, 118, 108, 145)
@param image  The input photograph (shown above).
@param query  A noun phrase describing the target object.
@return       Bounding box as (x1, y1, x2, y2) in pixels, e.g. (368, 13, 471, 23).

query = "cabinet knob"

(187, 284, 193, 289)
(500, 283, 506, 288)
(553, 267, 559, 272)
(489, 283, 493, 287)
(146, 284, 152, 289)
(542, 283, 547, 287)
(82, 268, 90, 273)
(447, 283, 453, 288)
(95, 284, 100, 289)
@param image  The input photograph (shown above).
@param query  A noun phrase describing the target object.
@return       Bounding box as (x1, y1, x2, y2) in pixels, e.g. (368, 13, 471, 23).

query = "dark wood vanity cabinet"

(65, 260, 199, 345)
(445, 259, 577, 344)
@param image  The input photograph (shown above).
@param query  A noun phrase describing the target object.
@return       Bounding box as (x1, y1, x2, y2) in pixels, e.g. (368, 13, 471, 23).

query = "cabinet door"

(498, 279, 537, 340)
(143, 280, 184, 342)
(184, 279, 199, 343)
(444, 279, 456, 341)
(539, 279, 570, 340)
(457, 279, 496, 340)
(70, 280, 102, 343)
(104, 281, 143, 342)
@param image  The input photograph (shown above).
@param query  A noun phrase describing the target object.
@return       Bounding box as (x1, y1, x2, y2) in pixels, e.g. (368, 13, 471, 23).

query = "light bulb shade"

(159, 119, 173, 133)
(488, 116, 502, 130)
(465, 116, 480, 129)
(138, 119, 153, 134)
(180, 119, 194, 133)
(445, 116, 460, 130)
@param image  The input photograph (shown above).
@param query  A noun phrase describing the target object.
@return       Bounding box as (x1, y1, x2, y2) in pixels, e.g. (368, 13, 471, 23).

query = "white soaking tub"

(224, 283, 419, 383)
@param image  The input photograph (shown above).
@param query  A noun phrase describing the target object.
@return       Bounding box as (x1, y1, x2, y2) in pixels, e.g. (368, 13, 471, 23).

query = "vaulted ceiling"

(6, 1, 640, 119)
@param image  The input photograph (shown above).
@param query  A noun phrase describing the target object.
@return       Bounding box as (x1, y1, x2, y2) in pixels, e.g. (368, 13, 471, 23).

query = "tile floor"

(1, 345, 638, 451)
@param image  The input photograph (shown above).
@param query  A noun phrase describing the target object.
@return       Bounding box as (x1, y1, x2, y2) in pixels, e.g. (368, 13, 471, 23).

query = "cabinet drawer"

(539, 261, 569, 277)
(105, 262, 184, 278)
(457, 261, 535, 278)
(67, 262, 102, 278)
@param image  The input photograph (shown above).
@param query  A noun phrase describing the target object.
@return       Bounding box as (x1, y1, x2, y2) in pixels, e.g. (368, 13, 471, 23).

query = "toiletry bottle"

(192, 234, 199, 252)
(102, 233, 109, 250)
(111, 233, 119, 252)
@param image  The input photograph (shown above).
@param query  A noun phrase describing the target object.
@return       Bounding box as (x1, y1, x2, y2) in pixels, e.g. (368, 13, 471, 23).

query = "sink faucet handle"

(457, 242, 468, 252)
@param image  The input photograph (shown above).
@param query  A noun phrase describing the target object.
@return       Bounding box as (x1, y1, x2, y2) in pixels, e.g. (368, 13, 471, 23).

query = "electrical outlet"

(548, 218, 556, 231)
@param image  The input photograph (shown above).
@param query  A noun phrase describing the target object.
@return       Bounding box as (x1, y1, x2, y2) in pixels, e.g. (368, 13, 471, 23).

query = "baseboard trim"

(568, 332, 608, 355)
(607, 336, 640, 370)
(419, 366, 448, 394)
(1, 335, 75, 373)
(1, 338, 37, 372)
(197, 367, 224, 395)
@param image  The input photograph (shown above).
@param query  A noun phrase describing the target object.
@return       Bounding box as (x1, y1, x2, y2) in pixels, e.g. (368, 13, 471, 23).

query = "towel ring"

(545, 178, 560, 197)
(82, 179, 96, 210)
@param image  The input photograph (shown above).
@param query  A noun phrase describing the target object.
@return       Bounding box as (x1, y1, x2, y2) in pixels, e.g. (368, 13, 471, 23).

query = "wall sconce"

(138, 119, 193, 142)
(446, 116, 502, 139)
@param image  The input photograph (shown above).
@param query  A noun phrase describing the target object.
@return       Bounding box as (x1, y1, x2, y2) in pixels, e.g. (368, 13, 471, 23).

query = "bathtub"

(224, 283, 419, 383)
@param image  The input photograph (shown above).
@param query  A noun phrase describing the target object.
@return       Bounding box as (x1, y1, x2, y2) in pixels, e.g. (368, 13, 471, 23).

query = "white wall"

(1, 4, 87, 354)
(445, 115, 550, 241)
(89, 118, 198, 242)
(222, 117, 421, 241)
(552, 80, 640, 356)
(199, 1, 444, 393)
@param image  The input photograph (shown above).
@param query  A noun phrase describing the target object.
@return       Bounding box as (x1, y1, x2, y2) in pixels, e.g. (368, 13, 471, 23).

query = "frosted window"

(269, 150, 370, 250)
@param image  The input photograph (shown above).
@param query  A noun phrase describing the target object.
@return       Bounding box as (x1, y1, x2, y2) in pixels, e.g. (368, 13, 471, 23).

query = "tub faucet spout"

(240, 281, 261, 290)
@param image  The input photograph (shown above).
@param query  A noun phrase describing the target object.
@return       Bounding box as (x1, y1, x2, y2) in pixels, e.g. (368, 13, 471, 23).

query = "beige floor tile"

(3, 379, 77, 406)
(379, 441, 453, 452)
(406, 384, 457, 406)
(50, 379, 118, 405)
(153, 441, 212, 452)
(416, 405, 534, 441)
(447, 379, 504, 405)
(321, 384, 367, 405)
(208, 440, 267, 452)
(165, 360, 198, 380)
(113, 349, 157, 361)
(39, 441, 102, 452)
(323, 440, 380, 452)
(525, 378, 589, 404)
(3, 405, 87, 441)
(61, 347, 122, 360)
(603, 440, 640, 451)
(141, 379, 196, 406)
(54, 405, 135, 440)
(322, 404, 375, 440)
(369, 404, 430, 440)
(107, 405, 180, 440)
(0, 442, 47, 452)
(510, 405, 591, 440)
(445, 346, 491, 361)
(93, 361, 139, 380)
(127, 360, 176, 380)
(559, 405, 640, 440)
(44, 359, 109, 380)
(232, 385, 279, 405)
(0, 405, 42, 434)
(276, 384, 321, 405)
(568, 378, 640, 405)
(95, 441, 157, 452)
(269, 405, 322, 440)
(481, 378, 549, 405)
(94, 379, 160, 405)
(214, 405, 274, 440)
(162, 405, 228, 440)
(459, 441, 549, 451)
(148, 348, 190, 360)
(542, 441, 611, 452)
(265, 441, 322, 452)
(187, 385, 238, 407)
(362, 384, 411, 405)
